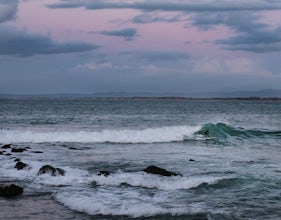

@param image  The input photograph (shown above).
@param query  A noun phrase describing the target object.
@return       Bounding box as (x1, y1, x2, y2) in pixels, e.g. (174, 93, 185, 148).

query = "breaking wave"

(1, 123, 279, 144)
(197, 123, 281, 139)
(0, 126, 201, 144)
(91, 171, 221, 190)
(55, 172, 222, 218)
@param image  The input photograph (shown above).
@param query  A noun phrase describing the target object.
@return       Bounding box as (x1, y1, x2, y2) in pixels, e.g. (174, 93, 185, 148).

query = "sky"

(0, 0, 281, 96)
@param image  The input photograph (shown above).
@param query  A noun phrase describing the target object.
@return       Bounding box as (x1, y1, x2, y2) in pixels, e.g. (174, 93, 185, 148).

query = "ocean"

(0, 98, 280, 219)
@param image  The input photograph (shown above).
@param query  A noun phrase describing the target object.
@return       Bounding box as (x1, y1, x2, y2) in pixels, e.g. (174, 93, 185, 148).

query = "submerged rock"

(98, 170, 110, 177)
(142, 165, 180, 177)
(0, 184, 23, 197)
(1, 144, 11, 149)
(15, 161, 30, 170)
(68, 147, 79, 150)
(38, 165, 65, 176)
(11, 148, 27, 153)
(31, 151, 44, 154)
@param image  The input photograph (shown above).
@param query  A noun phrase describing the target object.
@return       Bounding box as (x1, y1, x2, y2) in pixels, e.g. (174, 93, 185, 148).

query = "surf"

(0, 125, 201, 144)
(1, 123, 279, 144)
(197, 123, 281, 139)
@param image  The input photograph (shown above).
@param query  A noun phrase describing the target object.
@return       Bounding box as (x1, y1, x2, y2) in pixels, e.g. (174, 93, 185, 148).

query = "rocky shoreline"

(1, 143, 182, 199)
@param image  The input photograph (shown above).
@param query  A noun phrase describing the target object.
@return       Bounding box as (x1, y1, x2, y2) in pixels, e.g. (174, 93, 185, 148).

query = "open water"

(0, 98, 280, 219)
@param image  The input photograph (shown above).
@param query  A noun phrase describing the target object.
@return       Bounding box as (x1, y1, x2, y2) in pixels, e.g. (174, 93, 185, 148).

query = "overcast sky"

(0, 0, 281, 95)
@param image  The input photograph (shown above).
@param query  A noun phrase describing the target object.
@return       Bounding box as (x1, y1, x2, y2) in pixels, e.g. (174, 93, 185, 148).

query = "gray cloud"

(48, 0, 281, 12)
(0, 0, 18, 23)
(0, 26, 99, 56)
(133, 13, 185, 24)
(47, 1, 281, 53)
(128, 51, 190, 62)
(192, 12, 281, 53)
(99, 28, 137, 41)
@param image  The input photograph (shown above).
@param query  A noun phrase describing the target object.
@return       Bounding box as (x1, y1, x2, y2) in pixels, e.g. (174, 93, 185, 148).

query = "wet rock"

(0, 184, 23, 197)
(15, 161, 30, 170)
(189, 159, 195, 162)
(68, 147, 79, 150)
(1, 144, 11, 149)
(38, 165, 65, 176)
(31, 151, 43, 154)
(98, 170, 110, 177)
(0, 151, 3, 155)
(142, 165, 179, 177)
(14, 158, 21, 162)
(91, 181, 98, 188)
(5, 153, 12, 156)
(11, 147, 27, 153)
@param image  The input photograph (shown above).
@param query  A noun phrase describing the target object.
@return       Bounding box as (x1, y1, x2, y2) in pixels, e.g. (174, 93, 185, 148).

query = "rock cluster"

(38, 165, 65, 176)
(0, 144, 65, 198)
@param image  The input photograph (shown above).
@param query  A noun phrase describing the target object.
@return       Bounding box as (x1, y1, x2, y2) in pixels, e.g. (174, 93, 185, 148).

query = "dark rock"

(1, 144, 11, 149)
(11, 148, 27, 153)
(0, 151, 3, 155)
(56, 168, 65, 176)
(31, 151, 43, 154)
(91, 181, 98, 188)
(142, 165, 179, 177)
(98, 170, 110, 177)
(68, 147, 79, 150)
(0, 184, 23, 197)
(5, 153, 12, 156)
(15, 161, 30, 170)
(38, 165, 65, 176)
(14, 158, 20, 162)
(189, 159, 195, 162)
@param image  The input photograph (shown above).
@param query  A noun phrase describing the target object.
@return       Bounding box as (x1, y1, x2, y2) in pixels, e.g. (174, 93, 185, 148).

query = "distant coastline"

(0, 95, 281, 101)
(1, 89, 280, 100)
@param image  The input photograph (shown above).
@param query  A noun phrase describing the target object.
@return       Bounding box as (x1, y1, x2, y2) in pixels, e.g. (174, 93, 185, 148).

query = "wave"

(55, 172, 222, 218)
(192, 177, 246, 191)
(1, 123, 279, 144)
(196, 123, 281, 139)
(0, 126, 201, 144)
(91, 171, 221, 190)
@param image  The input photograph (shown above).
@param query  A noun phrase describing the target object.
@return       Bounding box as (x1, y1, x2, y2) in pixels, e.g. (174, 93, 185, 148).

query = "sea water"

(0, 98, 280, 219)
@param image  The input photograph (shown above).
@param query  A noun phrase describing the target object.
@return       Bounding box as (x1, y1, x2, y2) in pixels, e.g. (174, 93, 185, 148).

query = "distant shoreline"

(0, 96, 281, 101)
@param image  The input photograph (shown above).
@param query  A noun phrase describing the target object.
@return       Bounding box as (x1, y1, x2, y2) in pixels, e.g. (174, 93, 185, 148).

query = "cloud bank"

(48, 0, 281, 12)
(0, 26, 99, 56)
(48, 0, 281, 53)
(192, 12, 281, 52)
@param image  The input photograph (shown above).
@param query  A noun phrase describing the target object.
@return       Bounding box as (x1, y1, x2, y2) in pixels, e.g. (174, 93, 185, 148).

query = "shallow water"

(0, 99, 281, 219)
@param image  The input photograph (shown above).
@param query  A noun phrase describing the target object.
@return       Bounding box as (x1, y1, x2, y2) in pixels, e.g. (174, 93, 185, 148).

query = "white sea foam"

(55, 171, 220, 217)
(0, 126, 201, 144)
(0, 158, 92, 188)
(92, 171, 220, 190)
(55, 189, 203, 218)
